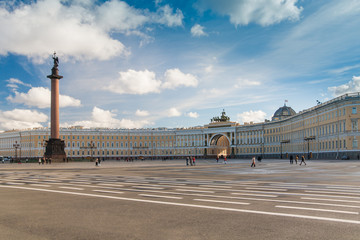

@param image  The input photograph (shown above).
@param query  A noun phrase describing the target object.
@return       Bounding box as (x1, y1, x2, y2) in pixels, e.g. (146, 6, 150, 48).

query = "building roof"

(272, 104, 296, 121)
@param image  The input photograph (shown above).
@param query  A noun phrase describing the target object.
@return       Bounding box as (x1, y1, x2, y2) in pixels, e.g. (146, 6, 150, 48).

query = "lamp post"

(80, 141, 97, 161)
(13, 141, 20, 163)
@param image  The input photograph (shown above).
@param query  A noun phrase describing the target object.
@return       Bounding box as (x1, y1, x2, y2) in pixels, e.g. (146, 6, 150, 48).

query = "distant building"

(1, 93, 360, 160)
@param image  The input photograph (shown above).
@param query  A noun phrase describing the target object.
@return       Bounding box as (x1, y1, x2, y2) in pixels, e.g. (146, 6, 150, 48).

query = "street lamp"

(13, 141, 20, 163)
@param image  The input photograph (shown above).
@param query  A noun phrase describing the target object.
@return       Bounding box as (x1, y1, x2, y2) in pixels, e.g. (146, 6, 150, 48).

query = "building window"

(353, 139, 358, 149)
(352, 107, 357, 114)
(352, 120, 358, 131)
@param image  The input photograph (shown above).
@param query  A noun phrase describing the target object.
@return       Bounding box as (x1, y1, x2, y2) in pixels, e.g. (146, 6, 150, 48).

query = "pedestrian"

(98, 158, 101, 166)
(290, 155, 293, 164)
(38, 158, 41, 165)
(192, 157, 196, 166)
(95, 158, 99, 166)
(300, 155, 307, 165)
(186, 157, 189, 166)
(189, 156, 193, 166)
(216, 157, 219, 163)
(224, 156, 227, 164)
(295, 155, 298, 164)
(251, 156, 256, 167)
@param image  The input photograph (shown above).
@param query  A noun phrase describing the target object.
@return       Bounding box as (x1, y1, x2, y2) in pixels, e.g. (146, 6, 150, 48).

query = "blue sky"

(1, 0, 360, 131)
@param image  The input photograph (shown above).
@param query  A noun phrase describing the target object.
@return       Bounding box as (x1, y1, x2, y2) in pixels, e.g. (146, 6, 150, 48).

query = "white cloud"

(7, 87, 82, 108)
(162, 68, 198, 89)
(62, 107, 152, 129)
(105, 68, 198, 95)
(205, 65, 213, 73)
(191, 24, 207, 37)
(0, 109, 48, 131)
(234, 78, 261, 88)
(328, 75, 360, 97)
(6, 78, 32, 90)
(237, 110, 267, 124)
(187, 112, 199, 118)
(0, 0, 184, 62)
(135, 109, 150, 117)
(168, 107, 181, 117)
(195, 0, 302, 26)
(105, 69, 162, 95)
(154, 5, 184, 27)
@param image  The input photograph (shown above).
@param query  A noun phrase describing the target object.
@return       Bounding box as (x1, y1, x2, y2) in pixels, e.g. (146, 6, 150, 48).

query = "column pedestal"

(44, 138, 66, 162)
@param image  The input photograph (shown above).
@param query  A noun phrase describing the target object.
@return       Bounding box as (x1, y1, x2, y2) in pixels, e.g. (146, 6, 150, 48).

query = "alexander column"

(44, 52, 66, 162)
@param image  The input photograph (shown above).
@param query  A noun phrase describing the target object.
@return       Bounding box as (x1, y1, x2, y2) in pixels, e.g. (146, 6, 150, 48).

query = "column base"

(44, 138, 66, 162)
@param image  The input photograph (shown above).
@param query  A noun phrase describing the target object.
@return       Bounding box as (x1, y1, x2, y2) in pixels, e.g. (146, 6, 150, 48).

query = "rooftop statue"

(211, 109, 230, 122)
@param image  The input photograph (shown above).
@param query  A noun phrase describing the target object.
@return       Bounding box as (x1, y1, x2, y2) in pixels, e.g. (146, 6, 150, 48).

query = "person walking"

(95, 158, 99, 166)
(38, 158, 41, 165)
(224, 157, 227, 164)
(290, 155, 293, 164)
(300, 155, 307, 166)
(192, 157, 196, 166)
(251, 156, 256, 167)
(295, 155, 298, 164)
(186, 157, 189, 166)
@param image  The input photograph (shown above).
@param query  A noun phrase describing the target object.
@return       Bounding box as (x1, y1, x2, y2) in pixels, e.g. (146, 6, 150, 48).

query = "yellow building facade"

(1, 93, 360, 160)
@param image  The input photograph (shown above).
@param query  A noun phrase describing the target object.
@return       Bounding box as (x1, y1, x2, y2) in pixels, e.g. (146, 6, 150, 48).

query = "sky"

(1, 0, 360, 132)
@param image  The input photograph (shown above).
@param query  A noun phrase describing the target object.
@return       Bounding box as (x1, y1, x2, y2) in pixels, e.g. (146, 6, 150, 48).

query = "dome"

(272, 105, 296, 121)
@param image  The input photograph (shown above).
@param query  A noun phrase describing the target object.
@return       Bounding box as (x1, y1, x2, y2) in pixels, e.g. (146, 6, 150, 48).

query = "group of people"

(289, 155, 307, 165)
(95, 158, 101, 166)
(38, 157, 51, 165)
(186, 157, 196, 166)
(216, 157, 228, 164)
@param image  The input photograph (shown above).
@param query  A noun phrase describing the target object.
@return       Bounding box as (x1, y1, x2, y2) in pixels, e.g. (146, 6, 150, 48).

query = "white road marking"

(93, 190, 124, 194)
(70, 181, 91, 185)
(301, 197, 360, 204)
(276, 205, 359, 215)
(97, 183, 125, 187)
(1, 185, 359, 225)
(59, 186, 84, 191)
(5, 182, 24, 185)
(200, 185, 233, 189)
(176, 189, 215, 193)
(194, 199, 250, 205)
(30, 184, 51, 187)
(305, 190, 360, 196)
(132, 186, 164, 190)
(245, 187, 288, 191)
(231, 193, 278, 198)
(139, 194, 183, 200)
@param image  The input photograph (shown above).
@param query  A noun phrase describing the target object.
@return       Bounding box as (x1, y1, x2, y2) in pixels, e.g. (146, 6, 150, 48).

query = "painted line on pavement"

(301, 197, 360, 204)
(194, 199, 250, 205)
(139, 194, 183, 200)
(132, 186, 164, 190)
(1, 185, 359, 225)
(30, 184, 51, 187)
(231, 193, 278, 198)
(59, 186, 84, 191)
(305, 190, 360, 196)
(5, 182, 24, 185)
(97, 183, 125, 187)
(93, 190, 124, 194)
(176, 189, 215, 193)
(245, 187, 288, 192)
(276, 205, 359, 215)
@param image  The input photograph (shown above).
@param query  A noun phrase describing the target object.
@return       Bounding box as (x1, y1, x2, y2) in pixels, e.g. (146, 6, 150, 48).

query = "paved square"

(0, 159, 359, 239)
